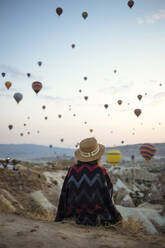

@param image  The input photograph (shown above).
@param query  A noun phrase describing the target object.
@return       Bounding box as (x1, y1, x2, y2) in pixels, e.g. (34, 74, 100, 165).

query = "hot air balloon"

(1, 72, 5, 77)
(134, 109, 141, 117)
(79, 89, 82, 93)
(8, 124, 13, 130)
(60, 138, 64, 142)
(27, 73, 31, 77)
(137, 95, 142, 101)
(84, 96, 88, 101)
(5, 81, 12, 89)
(121, 140, 124, 144)
(56, 7, 63, 16)
(82, 11, 88, 19)
(89, 129, 93, 133)
(114, 70, 117, 74)
(106, 150, 122, 166)
(38, 61, 42, 66)
(42, 105, 46, 110)
(13, 93, 23, 104)
(128, 0, 134, 8)
(71, 44, 75, 49)
(104, 104, 108, 109)
(139, 143, 156, 163)
(20, 133, 23, 136)
(32, 81, 42, 94)
(84, 76, 87, 81)
(117, 100, 122, 105)
(58, 114, 62, 118)
(131, 155, 135, 161)
(44, 116, 48, 120)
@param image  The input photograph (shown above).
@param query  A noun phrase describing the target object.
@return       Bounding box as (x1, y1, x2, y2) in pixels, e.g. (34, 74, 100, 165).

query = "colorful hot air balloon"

(134, 109, 141, 117)
(1, 72, 6, 77)
(27, 73, 31, 77)
(13, 93, 23, 104)
(106, 150, 122, 166)
(56, 7, 63, 16)
(5, 81, 12, 89)
(8, 124, 13, 130)
(137, 95, 142, 101)
(128, 0, 134, 8)
(38, 61, 42, 66)
(42, 105, 46, 110)
(117, 100, 122, 105)
(139, 143, 157, 163)
(104, 104, 108, 109)
(71, 44, 75, 49)
(84, 76, 87, 81)
(82, 11, 88, 19)
(32, 81, 42, 94)
(84, 96, 88, 101)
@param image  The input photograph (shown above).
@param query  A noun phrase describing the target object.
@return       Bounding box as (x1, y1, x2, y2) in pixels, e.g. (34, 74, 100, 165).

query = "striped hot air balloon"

(32, 81, 42, 94)
(139, 143, 157, 163)
(106, 150, 122, 166)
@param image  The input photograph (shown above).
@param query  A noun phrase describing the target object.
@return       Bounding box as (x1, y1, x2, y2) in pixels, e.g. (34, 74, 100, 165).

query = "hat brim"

(75, 144, 105, 162)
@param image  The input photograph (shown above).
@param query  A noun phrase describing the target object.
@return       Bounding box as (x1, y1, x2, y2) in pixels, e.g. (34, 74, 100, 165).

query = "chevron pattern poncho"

(55, 161, 122, 226)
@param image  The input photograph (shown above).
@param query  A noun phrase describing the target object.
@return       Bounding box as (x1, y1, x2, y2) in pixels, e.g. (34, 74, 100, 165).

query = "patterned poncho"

(55, 161, 122, 225)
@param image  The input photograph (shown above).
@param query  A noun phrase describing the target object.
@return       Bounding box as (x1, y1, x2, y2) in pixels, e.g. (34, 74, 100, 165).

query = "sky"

(0, 0, 165, 148)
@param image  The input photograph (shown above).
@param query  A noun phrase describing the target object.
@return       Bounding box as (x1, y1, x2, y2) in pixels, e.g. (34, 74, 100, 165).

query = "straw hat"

(75, 137, 105, 162)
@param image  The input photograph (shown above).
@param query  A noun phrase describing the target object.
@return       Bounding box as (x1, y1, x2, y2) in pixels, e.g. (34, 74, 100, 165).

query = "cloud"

(137, 10, 165, 24)
(99, 83, 132, 95)
(0, 64, 38, 80)
(153, 91, 165, 100)
(39, 94, 73, 102)
(0, 64, 26, 78)
(137, 18, 144, 24)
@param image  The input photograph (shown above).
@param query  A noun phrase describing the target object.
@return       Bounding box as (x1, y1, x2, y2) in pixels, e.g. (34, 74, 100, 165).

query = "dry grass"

(26, 211, 55, 222)
(0, 201, 14, 213)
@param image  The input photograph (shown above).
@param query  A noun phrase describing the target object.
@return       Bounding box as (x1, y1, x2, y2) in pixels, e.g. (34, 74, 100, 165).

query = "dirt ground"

(0, 213, 165, 248)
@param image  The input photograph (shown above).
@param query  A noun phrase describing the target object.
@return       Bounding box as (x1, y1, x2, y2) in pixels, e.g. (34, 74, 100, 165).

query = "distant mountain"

(0, 144, 75, 161)
(0, 143, 164, 162)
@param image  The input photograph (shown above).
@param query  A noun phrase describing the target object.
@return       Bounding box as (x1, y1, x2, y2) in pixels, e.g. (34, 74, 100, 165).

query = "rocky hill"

(0, 161, 165, 247)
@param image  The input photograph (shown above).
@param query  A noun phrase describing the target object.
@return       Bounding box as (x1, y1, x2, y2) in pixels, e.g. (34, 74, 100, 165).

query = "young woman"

(55, 137, 122, 225)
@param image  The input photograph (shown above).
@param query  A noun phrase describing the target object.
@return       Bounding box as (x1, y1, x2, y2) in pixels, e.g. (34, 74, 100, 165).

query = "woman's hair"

(76, 159, 100, 166)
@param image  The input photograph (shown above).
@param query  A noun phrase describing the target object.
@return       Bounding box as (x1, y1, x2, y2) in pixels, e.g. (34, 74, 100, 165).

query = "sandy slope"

(0, 213, 165, 248)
